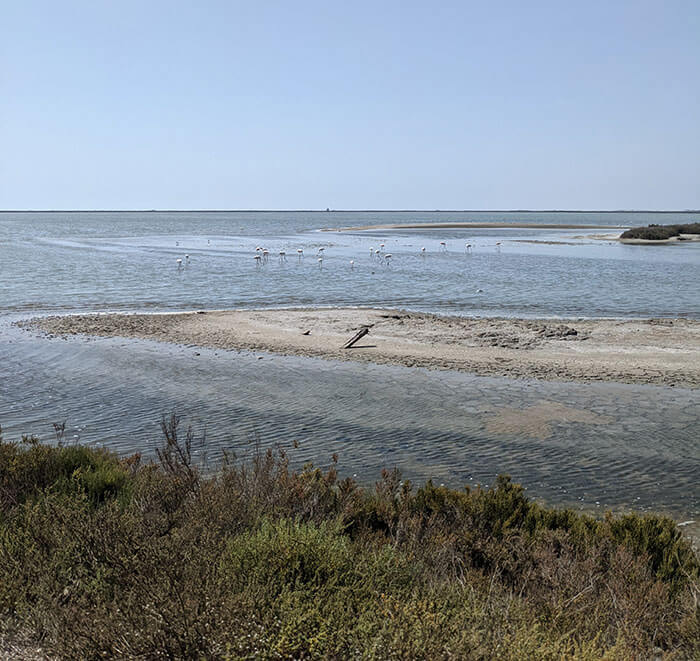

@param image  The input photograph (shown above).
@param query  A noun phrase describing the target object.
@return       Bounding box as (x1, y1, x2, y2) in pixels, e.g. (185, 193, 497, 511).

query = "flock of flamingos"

(175, 239, 502, 270)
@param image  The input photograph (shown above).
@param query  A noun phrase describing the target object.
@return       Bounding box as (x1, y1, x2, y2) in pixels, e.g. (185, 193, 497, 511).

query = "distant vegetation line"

(621, 222, 700, 240)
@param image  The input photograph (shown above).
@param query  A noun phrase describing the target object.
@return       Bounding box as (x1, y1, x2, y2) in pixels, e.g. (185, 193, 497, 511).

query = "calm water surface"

(1, 212, 698, 532)
(1, 211, 699, 317)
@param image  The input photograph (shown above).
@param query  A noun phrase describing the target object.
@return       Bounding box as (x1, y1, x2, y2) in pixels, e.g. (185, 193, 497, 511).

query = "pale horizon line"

(1, 208, 699, 214)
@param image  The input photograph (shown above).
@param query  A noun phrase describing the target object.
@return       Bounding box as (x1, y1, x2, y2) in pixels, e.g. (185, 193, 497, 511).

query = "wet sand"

(25, 309, 700, 388)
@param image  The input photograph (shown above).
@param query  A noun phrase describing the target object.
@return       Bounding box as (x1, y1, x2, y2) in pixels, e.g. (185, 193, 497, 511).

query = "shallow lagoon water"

(1, 211, 698, 534)
(2, 211, 699, 317)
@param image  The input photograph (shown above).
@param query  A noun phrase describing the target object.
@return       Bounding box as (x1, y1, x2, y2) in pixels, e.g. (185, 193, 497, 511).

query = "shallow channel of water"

(1, 320, 697, 533)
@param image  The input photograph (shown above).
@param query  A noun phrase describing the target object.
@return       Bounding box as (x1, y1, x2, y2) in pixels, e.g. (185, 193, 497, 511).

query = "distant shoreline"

(1, 209, 699, 214)
(331, 222, 625, 231)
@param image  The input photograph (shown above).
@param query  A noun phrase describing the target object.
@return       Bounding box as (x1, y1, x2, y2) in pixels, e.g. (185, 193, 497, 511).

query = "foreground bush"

(0, 420, 698, 659)
(621, 222, 700, 240)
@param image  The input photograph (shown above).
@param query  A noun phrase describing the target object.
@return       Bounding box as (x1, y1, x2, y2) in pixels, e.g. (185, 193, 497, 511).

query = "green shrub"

(0, 434, 132, 511)
(0, 426, 697, 659)
(621, 221, 700, 240)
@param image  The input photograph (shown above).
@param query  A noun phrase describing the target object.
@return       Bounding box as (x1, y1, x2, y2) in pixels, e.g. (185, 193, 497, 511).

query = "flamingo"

(350, 260, 354, 269)
(439, 241, 447, 251)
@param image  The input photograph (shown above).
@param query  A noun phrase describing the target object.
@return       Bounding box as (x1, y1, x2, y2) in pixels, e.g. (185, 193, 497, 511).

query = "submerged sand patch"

(484, 401, 613, 440)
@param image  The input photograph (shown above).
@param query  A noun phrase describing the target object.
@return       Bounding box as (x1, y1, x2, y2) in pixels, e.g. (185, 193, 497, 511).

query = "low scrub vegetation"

(621, 222, 700, 240)
(0, 418, 698, 659)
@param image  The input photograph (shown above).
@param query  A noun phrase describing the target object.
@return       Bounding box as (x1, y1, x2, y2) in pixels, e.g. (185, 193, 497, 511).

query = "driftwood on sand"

(342, 326, 370, 349)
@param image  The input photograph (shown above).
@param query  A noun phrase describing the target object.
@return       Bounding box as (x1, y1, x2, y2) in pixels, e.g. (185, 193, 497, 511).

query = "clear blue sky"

(2, 0, 699, 210)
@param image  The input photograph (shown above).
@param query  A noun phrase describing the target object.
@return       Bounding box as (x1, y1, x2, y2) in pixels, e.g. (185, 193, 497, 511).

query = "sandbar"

(329, 222, 625, 232)
(24, 309, 700, 388)
(619, 235, 700, 245)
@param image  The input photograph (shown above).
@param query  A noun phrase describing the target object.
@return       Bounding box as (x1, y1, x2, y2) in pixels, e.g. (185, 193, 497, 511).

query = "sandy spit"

(23, 308, 700, 388)
(619, 235, 700, 245)
(329, 222, 623, 232)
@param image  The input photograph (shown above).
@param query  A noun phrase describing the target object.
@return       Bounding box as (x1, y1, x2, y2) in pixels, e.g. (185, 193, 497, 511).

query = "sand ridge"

(329, 222, 623, 232)
(23, 308, 700, 388)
